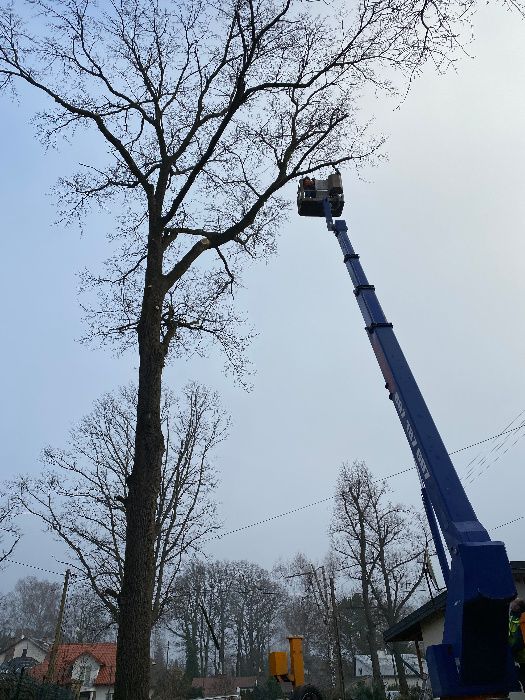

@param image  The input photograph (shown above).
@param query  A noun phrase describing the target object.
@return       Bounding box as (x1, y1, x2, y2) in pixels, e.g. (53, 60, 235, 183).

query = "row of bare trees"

(141, 464, 428, 693)
(1, 381, 429, 697)
(0, 576, 114, 648)
(158, 467, 428, 693)
(166, 560, 281, 679)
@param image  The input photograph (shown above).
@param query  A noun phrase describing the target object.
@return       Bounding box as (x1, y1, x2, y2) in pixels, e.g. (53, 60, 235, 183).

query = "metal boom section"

(322, 199, 518, 698)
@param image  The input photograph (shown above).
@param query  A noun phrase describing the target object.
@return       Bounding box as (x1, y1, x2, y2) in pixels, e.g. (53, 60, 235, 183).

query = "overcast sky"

(1, 4, 524, 592)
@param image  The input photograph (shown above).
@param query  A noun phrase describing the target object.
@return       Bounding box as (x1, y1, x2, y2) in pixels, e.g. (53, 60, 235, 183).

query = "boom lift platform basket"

(297, 172, 344, 217)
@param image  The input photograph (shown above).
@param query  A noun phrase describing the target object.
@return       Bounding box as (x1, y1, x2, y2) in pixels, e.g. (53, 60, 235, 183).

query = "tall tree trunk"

(391, 644, 409, 696)
(219, 610, 225, 675)
(236, 621, 242, 676)
(361, 588, 383, 691)
(358, 513, 384, 698)
(114, 233, 165, 700)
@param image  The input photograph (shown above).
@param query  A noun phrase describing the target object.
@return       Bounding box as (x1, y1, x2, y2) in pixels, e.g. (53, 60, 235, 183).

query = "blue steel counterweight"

(319, 196, 518, 698)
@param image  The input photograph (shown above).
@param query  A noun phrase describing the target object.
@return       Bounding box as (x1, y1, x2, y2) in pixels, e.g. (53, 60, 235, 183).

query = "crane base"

(427, 643, 520, 698)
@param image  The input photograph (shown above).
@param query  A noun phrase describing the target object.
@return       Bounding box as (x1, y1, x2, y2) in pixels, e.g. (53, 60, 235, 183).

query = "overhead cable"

(204, 422, 525, 544)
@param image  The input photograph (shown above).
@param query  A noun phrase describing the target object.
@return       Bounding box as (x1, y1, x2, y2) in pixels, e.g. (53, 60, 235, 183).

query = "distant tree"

(168, 559, 282, 678)
(366, 486, 426, 695)
(331, 462, 385, 693)
(14, 383, 224, 625)
(331, 462, 426, 696)
(231, 561, 282, 676)
(193, 560, 238, 676)
(279, 554, 326, 669)
(0, 576, 60, 639)
(278, 554, 337, 689)
(151, 660, 190, 700)
(62, 583, 116, 643)
(168, 560, 207, 678)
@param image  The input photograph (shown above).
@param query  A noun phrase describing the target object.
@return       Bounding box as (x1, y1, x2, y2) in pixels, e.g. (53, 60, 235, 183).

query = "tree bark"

(361, 583, 383, 693)
(114, 227, 166, 700)
(391, 644, 409, 696)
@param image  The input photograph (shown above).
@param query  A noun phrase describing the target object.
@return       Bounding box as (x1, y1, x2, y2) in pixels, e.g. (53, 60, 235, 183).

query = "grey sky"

(0, 5, 524, 590)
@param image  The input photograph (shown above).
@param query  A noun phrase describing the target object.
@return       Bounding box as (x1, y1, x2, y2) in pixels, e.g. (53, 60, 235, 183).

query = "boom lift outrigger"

(275, 178, 519, 700)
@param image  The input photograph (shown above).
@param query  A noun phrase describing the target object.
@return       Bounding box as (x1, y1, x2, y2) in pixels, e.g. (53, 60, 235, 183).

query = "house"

(192, 675, 258, 698)
(31, 642, 117, 700)
(383, 561, 525, 697)
(0, 635, 49, 665)
(354, 651, 426, 688)
(0, 648, 41, 675)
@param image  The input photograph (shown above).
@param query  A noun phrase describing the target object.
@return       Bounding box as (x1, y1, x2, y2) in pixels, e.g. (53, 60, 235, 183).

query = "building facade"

(31, 643, 117, 699)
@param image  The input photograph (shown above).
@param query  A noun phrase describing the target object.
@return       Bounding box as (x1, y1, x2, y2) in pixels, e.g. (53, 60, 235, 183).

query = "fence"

(0, 671, 74, 700)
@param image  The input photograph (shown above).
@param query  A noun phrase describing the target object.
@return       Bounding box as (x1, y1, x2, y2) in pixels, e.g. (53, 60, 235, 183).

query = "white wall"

(0, 638, 47, 663)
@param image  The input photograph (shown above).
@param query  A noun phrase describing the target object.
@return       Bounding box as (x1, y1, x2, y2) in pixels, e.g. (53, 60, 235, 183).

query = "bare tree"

(0, 499, 19, 569)
(0, 0, 502, 695)
(167, 560, 215, 678)
(367, 489, 426, 695)
(331, 462, 386, 695)
(13, 382, 224, 626)
(0, 576, 60, 639)
(231, 561, 282, 676)
(200, 560, 239, 676)
(63, 582, 116, 643)
(278, 554, 339, 689)
(168, 559, 282, 678)
(331, 462, 426, 696)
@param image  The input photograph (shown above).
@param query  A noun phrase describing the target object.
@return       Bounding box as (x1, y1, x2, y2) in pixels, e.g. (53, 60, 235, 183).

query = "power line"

(203, 495, 335, 543)
(3, 516, 522, 579)
(492, 515, 525, 531)
(4, 421, 524, 572)
(450, 422, 525, 457)
(461, 410, 525, 484)
(2, 556, 65, 577)
(204, 423, 525, 544)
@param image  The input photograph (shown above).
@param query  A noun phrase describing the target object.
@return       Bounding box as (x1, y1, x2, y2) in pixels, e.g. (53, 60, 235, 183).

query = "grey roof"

(383, 591, 446, 643)
(0, 655, 39, 674)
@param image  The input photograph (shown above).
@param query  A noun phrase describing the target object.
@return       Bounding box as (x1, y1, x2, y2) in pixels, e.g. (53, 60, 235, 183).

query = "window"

(78, 663, 93, 686)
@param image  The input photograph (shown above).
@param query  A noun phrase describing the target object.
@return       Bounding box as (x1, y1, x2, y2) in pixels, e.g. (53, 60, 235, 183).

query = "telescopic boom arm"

(319, 196, 517, 698)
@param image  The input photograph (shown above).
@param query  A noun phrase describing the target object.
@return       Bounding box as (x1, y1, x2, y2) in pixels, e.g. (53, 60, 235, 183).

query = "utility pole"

(329, 576, 346, 700)
(47, 569, 71, 684)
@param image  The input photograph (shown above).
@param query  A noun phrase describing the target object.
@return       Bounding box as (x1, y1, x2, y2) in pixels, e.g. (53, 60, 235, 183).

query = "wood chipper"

(269, 636, 323, 700)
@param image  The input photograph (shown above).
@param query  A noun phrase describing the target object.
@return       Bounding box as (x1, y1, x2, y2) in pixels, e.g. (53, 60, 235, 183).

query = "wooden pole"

(47, 569, 71, 684)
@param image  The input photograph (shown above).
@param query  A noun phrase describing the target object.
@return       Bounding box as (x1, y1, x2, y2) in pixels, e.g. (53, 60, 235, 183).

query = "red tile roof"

(31, 643, 117, 686)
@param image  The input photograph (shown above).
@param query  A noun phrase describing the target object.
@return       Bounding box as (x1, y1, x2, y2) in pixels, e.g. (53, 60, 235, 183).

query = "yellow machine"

(269, 636, 305, 689)
(269, 637, 322, 700)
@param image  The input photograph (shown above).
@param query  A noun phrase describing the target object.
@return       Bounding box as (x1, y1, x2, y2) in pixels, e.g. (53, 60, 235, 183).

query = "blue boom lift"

(296, 174, 519, 698)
